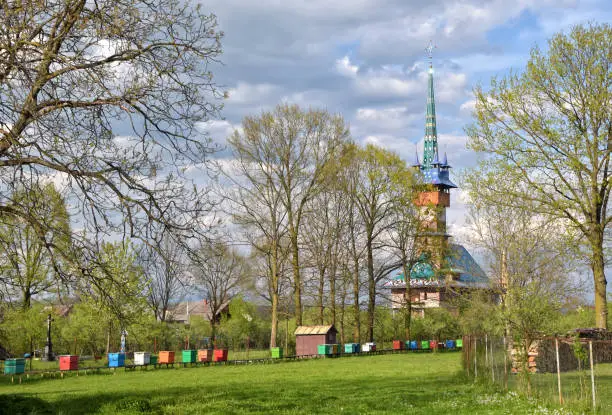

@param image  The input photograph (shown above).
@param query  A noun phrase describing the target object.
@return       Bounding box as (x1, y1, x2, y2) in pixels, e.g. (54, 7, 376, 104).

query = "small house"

(295, 325, 337, 356)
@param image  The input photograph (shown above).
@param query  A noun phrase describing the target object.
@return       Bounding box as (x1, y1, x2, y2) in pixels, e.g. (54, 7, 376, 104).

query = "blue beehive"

(445, 340, 456, 349)
(108, 352, 125, 368)
(409, 340, 418, 350)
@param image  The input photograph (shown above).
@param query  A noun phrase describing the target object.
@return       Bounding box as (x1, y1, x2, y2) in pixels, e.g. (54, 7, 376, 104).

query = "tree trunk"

(317, 268, 325, 324)
(402, 258, 411, 340)
(105, 322, 112, 355)
(270, 230, 280, 347)
(330, 260, 337, 326)
(366, 237, 375, 342)
(270, 291, 278, 348)
(353, 255, 360, 343)
(289, 230, 302, 326)
(591, 237, 608, 329)
(210, 320, 217, 346)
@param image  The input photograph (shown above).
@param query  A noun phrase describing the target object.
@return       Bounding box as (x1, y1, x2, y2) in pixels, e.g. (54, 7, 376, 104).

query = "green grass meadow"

(0, 353, 604, 414)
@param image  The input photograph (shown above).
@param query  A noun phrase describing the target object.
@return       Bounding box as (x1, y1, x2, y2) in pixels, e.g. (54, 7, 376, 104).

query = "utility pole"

(43, 314, 55, 361)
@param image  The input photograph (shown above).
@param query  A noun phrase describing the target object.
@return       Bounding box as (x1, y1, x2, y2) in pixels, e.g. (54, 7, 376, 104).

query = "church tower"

(413, 43, 457, 274)
(385, 43, 488, 314)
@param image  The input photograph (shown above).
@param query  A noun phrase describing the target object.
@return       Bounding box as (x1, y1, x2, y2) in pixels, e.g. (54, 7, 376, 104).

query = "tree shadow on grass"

(1, 374, 473, 414)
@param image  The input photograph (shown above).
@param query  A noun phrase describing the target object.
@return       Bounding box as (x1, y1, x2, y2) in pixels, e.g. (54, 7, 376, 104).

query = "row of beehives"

(28, 349, 231, 372)
(393, 339, 464, 351)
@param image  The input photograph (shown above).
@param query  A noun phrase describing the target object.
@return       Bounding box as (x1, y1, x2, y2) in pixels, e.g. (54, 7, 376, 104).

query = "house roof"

(294, 325, 337, 335)
(165, 299, 230, 322)
(384, 243, 489, 289)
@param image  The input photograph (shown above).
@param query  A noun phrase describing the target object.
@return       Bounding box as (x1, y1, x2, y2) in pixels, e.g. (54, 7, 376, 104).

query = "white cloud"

(335, 56, 359, 77)
(227, 82, 280, 104)
(459, 99, 477, 116)
(355, 76, 421, 98)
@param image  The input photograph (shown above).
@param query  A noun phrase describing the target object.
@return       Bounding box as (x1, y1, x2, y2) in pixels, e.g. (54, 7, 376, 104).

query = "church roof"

(384, 244, 489, 289)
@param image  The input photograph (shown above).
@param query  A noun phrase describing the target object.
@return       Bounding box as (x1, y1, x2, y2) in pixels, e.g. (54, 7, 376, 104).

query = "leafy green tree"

(76, 241, 147, 354)
(466, 23, 612, 328)
(0, 304, 49, 356)
(0, 184, 70, 308)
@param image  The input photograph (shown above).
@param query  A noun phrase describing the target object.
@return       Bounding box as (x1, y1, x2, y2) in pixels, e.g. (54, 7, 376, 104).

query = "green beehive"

(182, 350, 197, 363)
(271, 347, 283, 358)
(421, 340, 430, 350)
(150, 355, 158, 365)
(456, 339, 463, 348)
(4, 358, 26, 375)
(318, 344, 331, 355)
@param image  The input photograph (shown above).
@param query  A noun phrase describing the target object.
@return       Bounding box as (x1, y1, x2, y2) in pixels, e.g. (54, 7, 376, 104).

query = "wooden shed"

(295, 325, 337, 356)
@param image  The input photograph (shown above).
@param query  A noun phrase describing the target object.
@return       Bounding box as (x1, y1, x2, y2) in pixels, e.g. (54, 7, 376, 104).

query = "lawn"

(0, 353, 591, 414)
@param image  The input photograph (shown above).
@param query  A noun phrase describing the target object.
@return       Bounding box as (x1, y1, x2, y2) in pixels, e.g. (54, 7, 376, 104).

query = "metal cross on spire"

(425, 40, 436, 67)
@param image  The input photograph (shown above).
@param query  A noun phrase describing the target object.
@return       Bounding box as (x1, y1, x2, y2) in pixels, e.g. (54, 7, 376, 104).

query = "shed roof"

(294, 325, 337, 335)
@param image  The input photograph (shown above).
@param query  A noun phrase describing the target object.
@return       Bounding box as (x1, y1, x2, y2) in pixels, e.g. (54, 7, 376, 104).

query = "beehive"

(149, 355, 158, 365)
(134, 352, 151, 366)
(421, 340, 430, 350)
(393, 340, 404, 350)
(158, 351, 175, 364)
(317, 344, 331, 355)
(344, 343, 360, 354)
(4, 358, 26, 375)
(213, 349, 228, 362)
(270, 347, 283, 359)
(182, 350, 197, 364)
(197, 349, 212, 362)
(59, 355, 78, 371)
(108, 353, 125, 368)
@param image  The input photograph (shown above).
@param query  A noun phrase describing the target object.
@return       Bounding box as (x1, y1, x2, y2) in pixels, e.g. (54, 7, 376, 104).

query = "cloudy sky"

(201, 0, 612, 243)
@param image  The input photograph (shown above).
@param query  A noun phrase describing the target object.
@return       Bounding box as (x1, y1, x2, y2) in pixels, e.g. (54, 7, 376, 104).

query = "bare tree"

(343, 143, 407, 342)
(139, 235, 188, 322)
(0, 0, 223, 298)
(227, 104, 348, 326)
(191, 241, 246, 342)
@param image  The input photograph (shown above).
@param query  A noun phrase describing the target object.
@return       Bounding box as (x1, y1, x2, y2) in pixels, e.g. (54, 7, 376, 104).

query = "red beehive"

(159, 351, 175, 364)
(59, 355, 79, 371)
(213, 349, 228, 362)
(429, 340, 437, 350)
(198, 349, 213, 362)
(392, 340, 404, 350)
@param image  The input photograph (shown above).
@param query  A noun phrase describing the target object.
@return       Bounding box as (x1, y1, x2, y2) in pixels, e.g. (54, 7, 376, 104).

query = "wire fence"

(462, 334, 612, 414)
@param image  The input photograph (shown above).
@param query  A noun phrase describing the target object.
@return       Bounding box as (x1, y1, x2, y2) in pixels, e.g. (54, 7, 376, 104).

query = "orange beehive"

(392, 340, 404, 350)
(59, 355, 79, 371)
(158, 351, 175, 364)
(213, 349, 228, 362)
(198, 349, 213, 362)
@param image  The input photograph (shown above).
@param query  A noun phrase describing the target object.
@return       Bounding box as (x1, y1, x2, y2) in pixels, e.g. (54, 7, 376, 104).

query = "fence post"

(491, 337, 495, 383)
(589, 341, 596, 413)
(485, 334, 488, 366)
(503, 336, 508, 391)
(474, 337, 478, 381)
(555, 338, 563, 404)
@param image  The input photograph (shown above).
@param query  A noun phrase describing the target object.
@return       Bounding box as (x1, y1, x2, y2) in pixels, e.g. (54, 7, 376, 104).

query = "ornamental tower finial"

(422, 40, 438, 169)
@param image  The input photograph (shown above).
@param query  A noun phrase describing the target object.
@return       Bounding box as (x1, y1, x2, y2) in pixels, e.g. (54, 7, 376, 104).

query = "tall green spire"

(422, 42, 438, 169)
